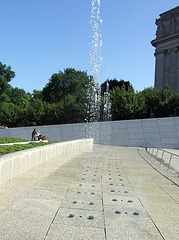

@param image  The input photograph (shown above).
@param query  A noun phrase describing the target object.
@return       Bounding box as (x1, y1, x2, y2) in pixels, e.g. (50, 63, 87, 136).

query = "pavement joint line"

(152, 178, 179, 205)
(44, 203, 61, 240)
(137, 194, 165, 240)
(147, 213, 165, 240)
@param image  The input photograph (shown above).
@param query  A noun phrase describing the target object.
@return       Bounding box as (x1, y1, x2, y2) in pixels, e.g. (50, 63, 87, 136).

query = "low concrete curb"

(0, 140, 48, 146)
(0, 138, 93, 186)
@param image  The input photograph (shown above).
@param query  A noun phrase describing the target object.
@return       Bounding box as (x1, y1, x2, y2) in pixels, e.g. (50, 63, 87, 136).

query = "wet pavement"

(0, 145, 178, 240)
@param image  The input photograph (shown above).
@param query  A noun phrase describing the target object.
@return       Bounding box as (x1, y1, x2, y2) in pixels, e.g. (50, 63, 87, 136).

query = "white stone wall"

(0, 139, 93, 186)
(0, 117, 179, 149)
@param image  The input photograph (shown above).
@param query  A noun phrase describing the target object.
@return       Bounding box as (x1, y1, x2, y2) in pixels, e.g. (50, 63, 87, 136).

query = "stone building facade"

(151, 6, 179, 92)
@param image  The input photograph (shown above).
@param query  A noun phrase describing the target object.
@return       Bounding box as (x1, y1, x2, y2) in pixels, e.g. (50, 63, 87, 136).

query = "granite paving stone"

(61, 195, 103, 211)
(168, 192, 179, 202)
(0, 229, 44, 240)
(105, 222, 164, 240)
(0, 145, 178, 240)
(52, 208, 104, 228)
(138, 193, 176, 204)
(102, 187, 136, 197)
(0, 210, 52, 237)
(103, 195, 142, 207)
(9, 198, 61, 217)
(22, 188, 67, 201)
(45, 225, 106, 240)
(104, 205, 150, 223)
(62, 188, 102, 200)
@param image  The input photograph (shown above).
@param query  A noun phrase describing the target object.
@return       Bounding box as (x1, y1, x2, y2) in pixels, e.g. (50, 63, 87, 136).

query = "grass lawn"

(0, 137, 29, 144)
(0, 137, 53, 156)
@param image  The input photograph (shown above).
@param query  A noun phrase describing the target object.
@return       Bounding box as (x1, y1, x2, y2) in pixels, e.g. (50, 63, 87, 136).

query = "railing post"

(149, 147, 153, 159)
(152, 147, 154, 155)
(167, 154, 172, 171)
(152, 147, 156, 161)
(156, 149, 158, 158)
(143, 141, 178, 175)
(160, 151, 164, 166)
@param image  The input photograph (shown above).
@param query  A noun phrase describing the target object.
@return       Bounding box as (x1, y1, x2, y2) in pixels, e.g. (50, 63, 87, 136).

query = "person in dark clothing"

(31, 129, 37, 141)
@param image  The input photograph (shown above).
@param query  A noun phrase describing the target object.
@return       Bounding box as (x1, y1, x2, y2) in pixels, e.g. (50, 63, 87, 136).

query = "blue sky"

(1, 0, 179, 93)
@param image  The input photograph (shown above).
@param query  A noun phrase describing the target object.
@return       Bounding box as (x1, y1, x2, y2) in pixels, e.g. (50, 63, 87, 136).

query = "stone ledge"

(0, 138, 93, 186)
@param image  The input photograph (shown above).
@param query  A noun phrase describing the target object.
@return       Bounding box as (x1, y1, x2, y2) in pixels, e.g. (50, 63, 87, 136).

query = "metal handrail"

(143, 141, 179, 173)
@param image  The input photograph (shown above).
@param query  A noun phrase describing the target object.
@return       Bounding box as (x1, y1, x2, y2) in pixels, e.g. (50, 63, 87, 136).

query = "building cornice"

(159, 6, 179, 21)
(151, 32, 179, 47)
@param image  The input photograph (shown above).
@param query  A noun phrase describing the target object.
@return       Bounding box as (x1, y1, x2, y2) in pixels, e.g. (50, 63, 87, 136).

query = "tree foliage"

(41, 68, 94, 124)
(142, 87, 179, 118)
(110, 86, 179, 120)
(32, 90, 43, 100)
(101, 78, 133, 96)
(42, 68, 92, 104)
(0, 102, 23, 127)
(0, 61, 178, 127)
(0, 62, 15, 102)
(8, 87, 32, 107)
(110, 86, 147, 120)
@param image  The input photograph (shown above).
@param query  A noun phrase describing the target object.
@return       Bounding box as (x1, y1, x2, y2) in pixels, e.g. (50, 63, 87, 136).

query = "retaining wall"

(0, 139, 93, 186)
(0, 117, 179, 149)
(91, 117, 179, 149)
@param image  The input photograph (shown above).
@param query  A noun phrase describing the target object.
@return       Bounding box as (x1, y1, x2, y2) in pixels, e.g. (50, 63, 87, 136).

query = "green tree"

(42, 68, 94, 123)
(60, 94, 85, 124)
(24, 99, 47, 126)
(42, 68, 92, 104)
(0, 102, 23, 127)
(45, 102, 64, 125)
(0, 62, 15, 102)
(110, 86, 147, 120)
(142, 87, 179, 118)
(8, 87, 32, 107)
(101, 78, 133, 96)
(32, 89, 43, 100)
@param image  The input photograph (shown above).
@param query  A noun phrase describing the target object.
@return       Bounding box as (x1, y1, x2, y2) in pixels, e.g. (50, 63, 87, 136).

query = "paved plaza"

(0, 145, 178, 240)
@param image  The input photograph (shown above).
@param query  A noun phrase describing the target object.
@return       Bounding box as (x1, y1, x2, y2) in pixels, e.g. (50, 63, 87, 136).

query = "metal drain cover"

(115, 211, 121, 214)
(87, 216, 94, 220)
(112, 199, 118, 202)
(133, 212, 139, 215)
